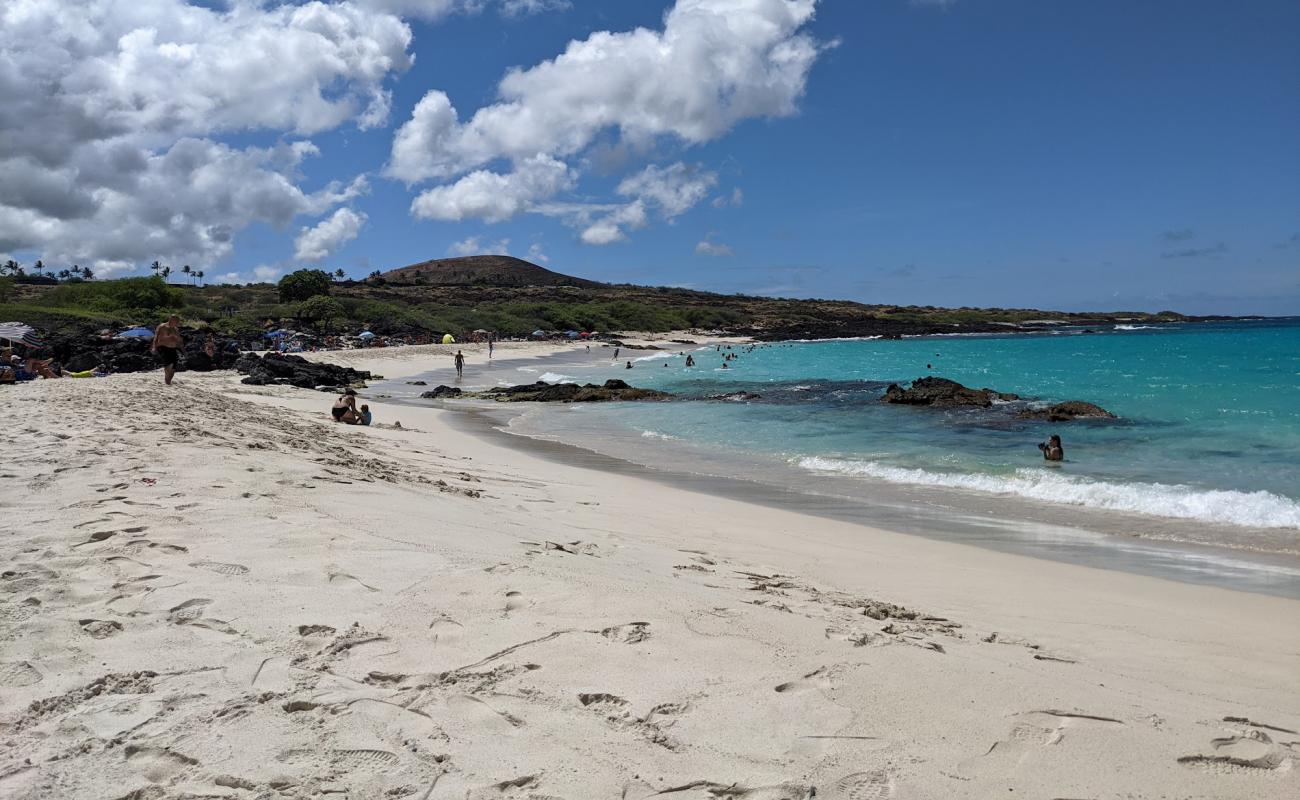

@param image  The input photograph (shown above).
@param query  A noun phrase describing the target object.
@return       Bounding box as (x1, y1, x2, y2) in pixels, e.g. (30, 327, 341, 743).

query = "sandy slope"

(1, 354, 1297, 799)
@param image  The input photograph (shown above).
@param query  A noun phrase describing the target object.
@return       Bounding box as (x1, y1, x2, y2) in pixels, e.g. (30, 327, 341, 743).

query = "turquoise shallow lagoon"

(504, 319, 1300, 553)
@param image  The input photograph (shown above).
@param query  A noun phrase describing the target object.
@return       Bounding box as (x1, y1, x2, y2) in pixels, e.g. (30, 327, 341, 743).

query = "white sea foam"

(795, 457, 1300, 530)
(1115, 324, 1158, 331)
(539, 372, 577, 384)
(640, 430, 679, 441)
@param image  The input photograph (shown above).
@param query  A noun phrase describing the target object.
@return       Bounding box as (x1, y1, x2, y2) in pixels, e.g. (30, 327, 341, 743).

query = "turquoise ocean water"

(503, 319, 1300, 553)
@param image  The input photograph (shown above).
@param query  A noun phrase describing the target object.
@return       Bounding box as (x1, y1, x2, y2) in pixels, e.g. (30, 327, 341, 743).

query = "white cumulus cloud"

(0, 0, 412, 272)
(295, 208, 368, 262)
(410, 154, 574, 223)
(449, 236, 511, 256)
(387, 0, 824, 241)
(695, 239, 733, 257)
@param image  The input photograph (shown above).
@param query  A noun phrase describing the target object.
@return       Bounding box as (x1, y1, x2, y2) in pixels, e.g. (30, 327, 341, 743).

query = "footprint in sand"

(1178, 725, 1291, 773)
(124, 745, 199, 782)
(0, 661, 44, 687)
(331, 749, 399, 773)
(190, 561, 250, 576)
(430, 615, 466, 643)
(600, 621, 651, 643)
(578, 692, 631, 716)
(167, 598, 212, 624)
(823, 771, 894, 800)
(774, 666, 835, 694)
(958, 710, 1123, 778)
(504, 590, 529, 614)
(79, 618, 124, 639)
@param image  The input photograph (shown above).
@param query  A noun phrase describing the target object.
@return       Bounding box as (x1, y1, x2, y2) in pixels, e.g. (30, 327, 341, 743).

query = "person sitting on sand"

(331, 389, 360, 424)
(1038, 434, 1064, 461)
(359, 404, 372, 426)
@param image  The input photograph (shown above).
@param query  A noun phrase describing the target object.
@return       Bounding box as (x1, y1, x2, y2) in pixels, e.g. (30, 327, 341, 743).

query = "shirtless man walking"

(151, 315, 183, 385)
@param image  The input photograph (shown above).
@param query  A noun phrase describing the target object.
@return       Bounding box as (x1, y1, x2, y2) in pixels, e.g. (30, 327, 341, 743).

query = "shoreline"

(443, 402, 1300, 600)
(4, 349, 1298, 797)
(364, 342, 1300, 597)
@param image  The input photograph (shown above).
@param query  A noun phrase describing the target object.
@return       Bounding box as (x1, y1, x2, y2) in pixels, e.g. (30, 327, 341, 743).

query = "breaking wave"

(795, 457, 1300, 530)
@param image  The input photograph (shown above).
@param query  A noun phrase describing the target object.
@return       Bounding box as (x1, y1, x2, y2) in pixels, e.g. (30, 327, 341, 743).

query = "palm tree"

(70, 264, 82, 277)
(0, 260, 18, 276)
(32, 259, 45, 277)
(182, 264, 192, 284)
(196, 270, 205, 287)
(81, 266, 95, 280)
(334, 268, 346, 281)
(162, 265, 172, 281)
(57, 269, 71, 281)
(151, 260, 162, 276)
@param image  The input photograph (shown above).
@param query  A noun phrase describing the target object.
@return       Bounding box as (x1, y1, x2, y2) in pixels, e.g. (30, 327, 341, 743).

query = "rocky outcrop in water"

(480, 379, 671, 403)
(882, 376, 1115, 420)
(1016, 401, 1116, 421)
(420, 385, 462, 398)
(881, 377, 1020, 408)
(236, 353, 370, 390)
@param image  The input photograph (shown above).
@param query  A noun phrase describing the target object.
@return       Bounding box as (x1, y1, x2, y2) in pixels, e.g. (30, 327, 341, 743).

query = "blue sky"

(3, 1, 1297, 314)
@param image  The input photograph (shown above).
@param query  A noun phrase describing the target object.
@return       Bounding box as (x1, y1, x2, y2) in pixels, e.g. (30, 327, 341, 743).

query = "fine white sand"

(2, 345, 1298, 799)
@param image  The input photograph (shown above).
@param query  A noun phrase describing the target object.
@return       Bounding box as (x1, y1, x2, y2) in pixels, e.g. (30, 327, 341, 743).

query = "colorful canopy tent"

(441, 333, 455, 344)
(0, 321, 42, 347)
(116, 327, 154, 338)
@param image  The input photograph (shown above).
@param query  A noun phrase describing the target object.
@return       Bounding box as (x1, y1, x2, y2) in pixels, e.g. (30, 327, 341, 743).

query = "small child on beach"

(359, 405, 372, 426)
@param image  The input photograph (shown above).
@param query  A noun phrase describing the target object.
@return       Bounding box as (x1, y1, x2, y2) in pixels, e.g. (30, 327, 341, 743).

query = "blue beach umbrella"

(357, 331, 376, 339)
(117, 327, 154, 338)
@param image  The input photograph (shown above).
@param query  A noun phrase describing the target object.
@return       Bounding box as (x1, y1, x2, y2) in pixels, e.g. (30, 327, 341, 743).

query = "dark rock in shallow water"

(482, 379, 671, 402)
(1016, 401, 1116, 421)
(407, 380, 428, 386)
(236, 352, 370, 389)
(706, 391, 762, 402)
(881, 377, 1020, 408)
(420, 385, 462, 398)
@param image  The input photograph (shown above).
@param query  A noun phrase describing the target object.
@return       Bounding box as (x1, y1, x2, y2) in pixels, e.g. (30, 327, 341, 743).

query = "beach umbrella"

(579, 331, 590, 338)
(473, 328, 489, 334)
(357, 331, 376, 339)
(0, 321, 42, 347)
(442, 333, 455, 344)
(264, 329, 292, 339)
(564, 330, 579, 339)
(531, 329, 546, 338)
(117, 327, 154, 338)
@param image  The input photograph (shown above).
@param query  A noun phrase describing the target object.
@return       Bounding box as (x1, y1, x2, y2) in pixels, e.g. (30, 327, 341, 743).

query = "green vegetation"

(278, 269, 333, 303)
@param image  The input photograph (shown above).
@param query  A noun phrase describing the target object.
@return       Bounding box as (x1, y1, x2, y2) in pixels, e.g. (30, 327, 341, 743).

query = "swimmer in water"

(1037, 434, 1064, 462)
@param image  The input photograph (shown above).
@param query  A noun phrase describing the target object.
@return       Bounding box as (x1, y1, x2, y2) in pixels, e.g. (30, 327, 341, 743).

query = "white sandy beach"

(2, 343, 1298, 799)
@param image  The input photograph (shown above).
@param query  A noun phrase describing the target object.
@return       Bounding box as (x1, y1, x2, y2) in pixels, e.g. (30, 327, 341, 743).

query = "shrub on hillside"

(277, 269, 332, 303)
(45, 276, 182, 313)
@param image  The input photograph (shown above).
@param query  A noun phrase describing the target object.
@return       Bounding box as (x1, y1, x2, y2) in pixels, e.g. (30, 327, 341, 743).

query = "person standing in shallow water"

(1038, 434, 1064, 461)
(151, 315, 183, 385)
(454, 350, 465, 378)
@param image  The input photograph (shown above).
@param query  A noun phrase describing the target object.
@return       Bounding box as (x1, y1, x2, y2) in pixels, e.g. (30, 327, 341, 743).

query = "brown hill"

(377, 255, 603, 288)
